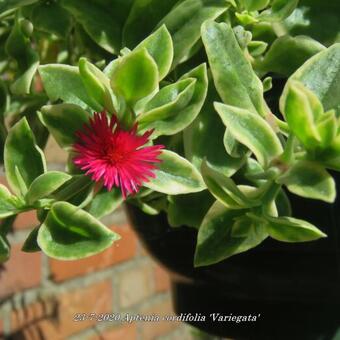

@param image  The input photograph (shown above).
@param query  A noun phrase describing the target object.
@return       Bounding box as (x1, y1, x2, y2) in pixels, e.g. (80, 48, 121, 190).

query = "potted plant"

(1, 0, 340, 339)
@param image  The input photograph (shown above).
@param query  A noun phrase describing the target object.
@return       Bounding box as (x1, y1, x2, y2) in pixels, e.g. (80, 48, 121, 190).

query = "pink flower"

(73, 111, 164, 198)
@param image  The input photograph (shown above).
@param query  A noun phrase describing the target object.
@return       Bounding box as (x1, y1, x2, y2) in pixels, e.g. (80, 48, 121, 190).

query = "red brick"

(91, 324, 137, 340)
(36, 319, 62, 340)
(11, 300, 55, 333)
(57, 280, 112, 337)
(49, 225, 138, 282)
(0, 318, 3, 337)
(13, 210, 39, 230)
(119, 263, 154, 308)
(154, 264, 171, 293)
(140, 297, 178, 339)
(0, 244, 41, 299)
(11, 280, 113, 338)
(15, 322, 45, 340)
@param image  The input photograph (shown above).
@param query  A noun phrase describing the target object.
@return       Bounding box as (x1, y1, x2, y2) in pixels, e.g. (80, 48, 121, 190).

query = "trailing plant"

(0, 0, 339, 266)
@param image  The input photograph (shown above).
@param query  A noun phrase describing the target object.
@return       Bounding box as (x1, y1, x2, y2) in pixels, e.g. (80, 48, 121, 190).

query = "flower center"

(104, 144, 127, 165)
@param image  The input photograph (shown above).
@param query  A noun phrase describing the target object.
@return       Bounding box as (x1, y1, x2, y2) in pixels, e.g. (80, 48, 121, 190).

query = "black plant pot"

(126, 172, 340, 340)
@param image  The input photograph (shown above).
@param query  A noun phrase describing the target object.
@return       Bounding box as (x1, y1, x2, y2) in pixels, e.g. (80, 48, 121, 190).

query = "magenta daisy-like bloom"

(73, 111, 164, 198)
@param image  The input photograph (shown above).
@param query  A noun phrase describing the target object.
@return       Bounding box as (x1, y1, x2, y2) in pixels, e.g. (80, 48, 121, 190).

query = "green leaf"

(281, 44, 340, 117)
(122, 0, 180, 48)
(52, 175, 92, 204)
(281, 80, 322, 149)
(167, 190, 214, 228)
(141, 64, 208, 137)
(138, 78, 196, 124)
(159, 0, 228, 67)
(39, 104, 90, 150)
(37, 202, 120, 260)
(0, 234, 10, 262)
(201, 161, 257, 209)
(194, 201, 267, 266)
(262, 77, 273, 92)
(275, 189, 292, 216)
(4, 118, 46, 196)
(0, 0, 38, 12)
(5, 16, 39, 95)
(316, 110, 338, 148)
(22, 226, 40, 253)
(184, 83, 247, 176)
(144, 150, 205, 195)
(214, 102, 283, 167)
(110, 48, 159, 105)
(235, 12, 258, 26)
(319, 147, 340, 171)
(223, 128, 249, 159)
(0, 184, 21, 218)
(283, 0, 340, 47)
(277, 161, 336, 203)
(60, 0, 133, 54)
(265, 215, 326, 242)
(130, 198, 160, 216)
(233, 25, 252, 50)
(88, 188, 123, 219)
(201, 20, 267, 116)
(78, 58, 115, 113)
(242, 0, 270, 11)
(26, 171, 72, 205)
(134, 25, 173, 80)
(257, 35, 325, 76)
(31, 2, 72, 37)
(39, 64, 101, 110)
(258, 0, 298, 21)
(248, 40, 268, 57)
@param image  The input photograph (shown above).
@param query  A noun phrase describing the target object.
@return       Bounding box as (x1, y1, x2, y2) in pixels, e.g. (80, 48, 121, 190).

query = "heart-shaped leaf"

(214, 102, 283, 167)
(202, 20, 267, 116)
(194, 201, 267, 266)
(110, 48, 159, 105)
(256, 35, 325, 76)
(39, 64, 101, 110)
(39, 104, 90, 150)
(26, 171, 72, 205)
(0, 184, 22, 218)
(78, 58, 115, 113)
(134, 25, 173, 80)
(159, 0, 229, 67)
(138, 78, 196, 127)
(144, 150, 205, 195)
(140, 63, 208, 137)
(88, 187, 123, 219)
(281, 44, 340, 117)
(201, 161, 257, 209)
(281, 80, 322, 149)
(265, 215, 327, 242)
(31, 1, 72, 38)
(277, 161, 336, 203)
(60, 0, 133, 54)
(37, 202, 120, 260)
(258, 0, 298, 22)
(4, 118, 46, 196)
